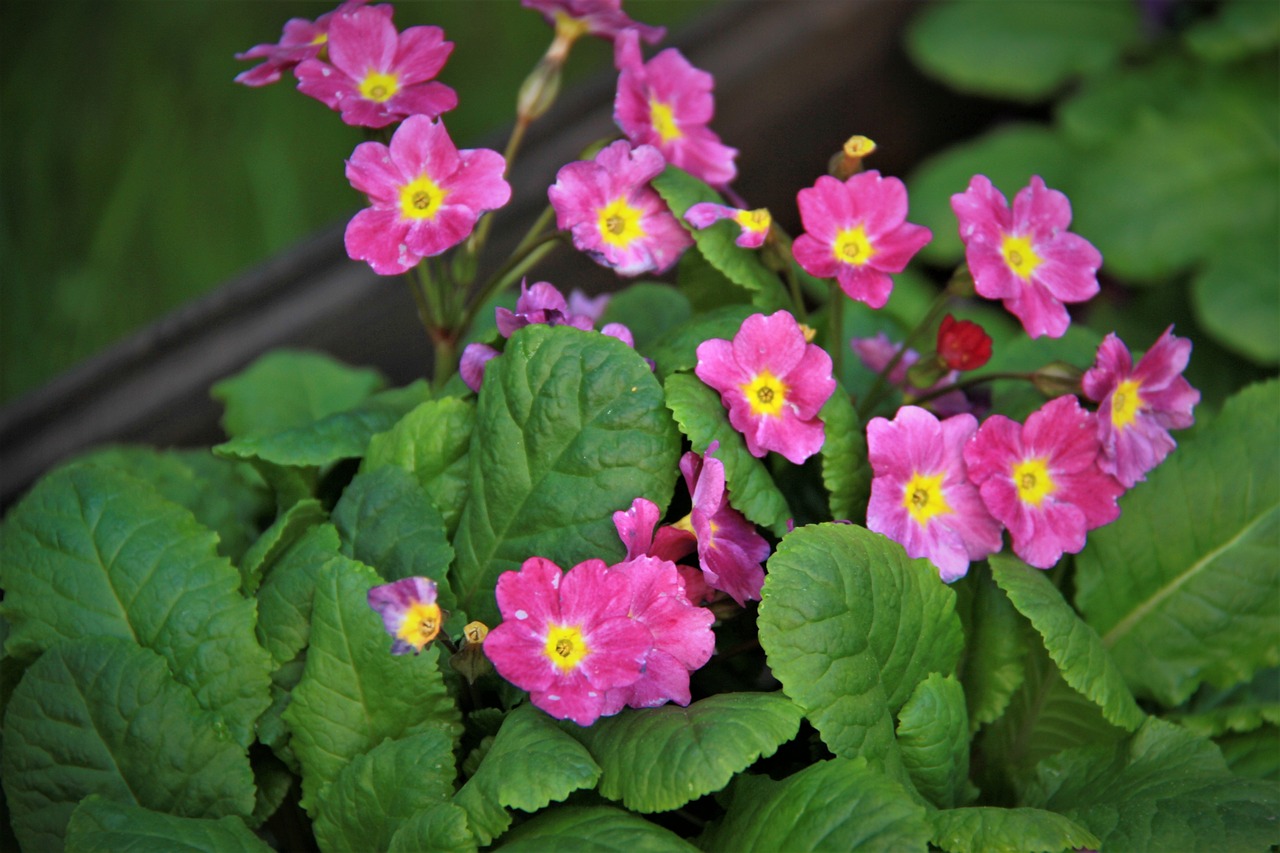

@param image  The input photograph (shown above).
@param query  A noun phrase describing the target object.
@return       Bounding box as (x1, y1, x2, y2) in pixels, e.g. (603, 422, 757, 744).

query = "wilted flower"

(367, 576, 445, 655)
(684, 203, 771, 248)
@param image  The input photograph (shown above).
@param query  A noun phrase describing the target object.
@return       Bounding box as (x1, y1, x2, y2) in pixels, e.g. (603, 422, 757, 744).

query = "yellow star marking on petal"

(597, 197, 647, 248)
(396, 601, 443, 652)
(399, 175, 449, 220)
(359, 69, 400, 103)
(544, 624, 590, 672)
(1000, 234, 1043, 279)
(740, 369, 788, 417)
(734, 208, 772, 234)
(649, 99, 682, 143)
(902, 471, 952, 526)
(1111, 378, 1144, 430)
(1013, 457, 1055, 506)
(833, 224, 876, 265)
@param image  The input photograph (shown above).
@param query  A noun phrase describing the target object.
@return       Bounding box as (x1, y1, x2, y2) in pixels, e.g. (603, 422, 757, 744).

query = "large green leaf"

(454, 704, 602, 845)
(1, 639, 255, 852)
(955, 565, 1027, 730)
(494, 805, 698, 852)
(896, 673, 973, 809)
(1025, 718, 1280, 850)
(928, 806, 1098, 853)
(239, 497, 327, 596)
(599, 282, 693, 353)
(65, 796, 271, 853)
(1076, 379, 1280, 706)
(1193, 227, 1280, 365)
(758, 523, 963, 774)
(819, 382, 869, 523)
(254, 523, 340, 673)
(700, 759, 930, 852)
(284, 559, 461, 811)
(1186, 0, 1280, 60)
(648, 304, 756, 381)
(387, 801, 477, 853)
(571, 692, 803, 813)
(663, 372, 791, 535)
(0, 465, 271, 746)
(450, 326, 681, 625)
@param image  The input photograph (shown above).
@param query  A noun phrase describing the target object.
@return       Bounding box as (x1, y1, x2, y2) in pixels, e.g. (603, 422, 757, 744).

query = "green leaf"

(819, 382, 869, 522)
(927, 806, 1099, 853)
(1025, 717, 1280, 851)
(572, 692, 803, 813)
(758, 523, 963, 774)
(451, 326, 681, 625)
(1076, 379, 1280, 706)
(254, 523, 340, 673)
(454, 704, 602, 845)
(1215, 726, 1280, 782)
(905, 0, 1141, 102)
(0, 465, 271, 746)
(66, 795, 271, 853)
(663, 373, 791, 535)
(2, 639, 255, 852)
(1193, 227, 1280, 365)
(210, 348, 384, 440)
(238, 497, 326, 596)
(990, 556, 1145, 732)
(955, 566, 1027, 730)
(599, 282, 693, 353)
(648, 304, 755, 381)
(284, 558, 461, 811)
(387, 801, 477, 853)
(1185, 0, 1280, 61)
(313, 730, 458, 853)
(1176, 667, 1280, 738)
(896, 673, 973, 809)
(977, 323, 1102, 423)
(361, 395, 475, 536)
(494, 805, 698, 852)
(700, 758, 930, 852)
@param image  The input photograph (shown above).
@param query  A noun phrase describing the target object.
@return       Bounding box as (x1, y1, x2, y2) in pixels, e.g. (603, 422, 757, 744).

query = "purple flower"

(684, 203, 772, 248)
(234, 0, 384, 88)
(679, 443, 771, 605)
(522, 0, 666, 43)
(367, 576, 444, 655)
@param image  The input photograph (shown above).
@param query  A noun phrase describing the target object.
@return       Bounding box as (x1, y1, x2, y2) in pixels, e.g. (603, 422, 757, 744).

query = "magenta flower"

(234, 0, 383, 87)
(613, 29, 738, 187)
(344, 115, 510, 275)
(1082, 326, 1199, 488)
(568, 289, 612, 322)
(522, 0, 666, 43)
(613, 498, 711, 605)
(483, 557, 652, 726)
(964, 396, 1124, 569)
(295, 6, 458, 128)
(695, 311, 836, 464)
(951, 175, 1101, 339)
(793, 172, 933, 309)
(866, 407, 1002, 581)
(549, 140, 692, 276)
(684, 203, 772, 249)
(367, 576, 444, 655)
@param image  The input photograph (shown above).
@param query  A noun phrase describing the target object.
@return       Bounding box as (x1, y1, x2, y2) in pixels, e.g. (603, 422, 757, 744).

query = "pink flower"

(295, 6, 458, 128)
(344, 115, 510, 275)
(367, 576, 444, 655)
(522, 0, 666, 43)
(793, 172, 932, 309)
(696, 311, 836, 464)
(483, 557, 652, 726)
(684, 203, 772, 248)
(613, 29, 738, 187)
(951, 175, 1101, 339)
(568, 290, 612, 322)
(613, 498, 711, 605)
(460, 343, 499, 392)
(1082, 326, 1199, 488)
(679, 444, 772, 605)
(548, 140, 692, 276)
(866, 407, 1002, 581)
(234, 0, 383, 88)
(964, 396, 1124, 569)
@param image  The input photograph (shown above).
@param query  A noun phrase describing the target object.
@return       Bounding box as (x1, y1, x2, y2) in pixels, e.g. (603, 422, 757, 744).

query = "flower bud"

(451, 621, 493, 683)
(936, 314, 992, 371)
(1032, 361, 1085, 398)
(827, 135, 877, 180)
(517, 56, 563, 125)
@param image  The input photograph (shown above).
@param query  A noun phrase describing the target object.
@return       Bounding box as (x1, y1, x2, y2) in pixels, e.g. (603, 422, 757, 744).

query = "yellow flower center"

(649, 99, 682, 143)
(597, 197, 647, 248)
(741, 369, 788, 417)
(1013, 458, 1055, 506)
(395, 601, 443, 652)
(399, 175, 448, 220)
(544, 624, 590, 672)
(833, 225, 876, 265)
(1111, 378, 1143, 430)
(902, 471, 952, 526)
(359, 70, 400, 103)
(734, 208, 772, 234)
(1000, 234, 1043, 279)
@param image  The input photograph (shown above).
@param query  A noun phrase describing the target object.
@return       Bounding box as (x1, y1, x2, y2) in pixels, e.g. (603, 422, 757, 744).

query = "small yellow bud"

(828, 135, 877, 180)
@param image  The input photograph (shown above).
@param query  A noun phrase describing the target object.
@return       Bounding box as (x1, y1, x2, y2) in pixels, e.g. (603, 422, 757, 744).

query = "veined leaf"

(955, 565, 1027, 730)
(1193, 227, 1280, 365)
(66, 796, 270, 853)
(599, 283, 692, 353)
(254, 523, 340, 673)
(928, 806, 1098, 853)
(494, 805, 698, 852)
(238, 497, 327, 596)
(896, 673, 974, 809)
(819, 382, 869, 523)
(648, 304, 756, 381)
(387, 801, 477, 853)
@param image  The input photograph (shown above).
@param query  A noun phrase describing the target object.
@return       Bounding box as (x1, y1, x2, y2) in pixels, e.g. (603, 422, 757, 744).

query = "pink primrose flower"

(367, 576, 444, 655)
(548, 140, 692, 276)
(296, 6, 458, 128)
(567, 290, 612, 322)
(613, 29, 738, 187)
(522, 0, 666, 43)
(484, 557, 652, 726)
(866, 406, 1002, 582)
(951, 175, 1101, 339)
(613, 498, 710, 605)
(344, 115, 511, 275)
(964, 395, 1124, 569)
(234, 0, 383, 88)
(684, 203, 772, 248)
(460, 343, 499, 393)
(1082, 326, 1199, 488)
(696, 311, 836, 464)
(678, 443, 772, 605)
(793, 172, 933, 309)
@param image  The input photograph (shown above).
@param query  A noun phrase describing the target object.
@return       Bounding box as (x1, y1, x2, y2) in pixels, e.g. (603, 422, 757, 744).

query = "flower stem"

(459, 217, 563, 338)
(856, 286, 953, 419)
(827, 285, 844, 381)
(905, 370, 1034, 406)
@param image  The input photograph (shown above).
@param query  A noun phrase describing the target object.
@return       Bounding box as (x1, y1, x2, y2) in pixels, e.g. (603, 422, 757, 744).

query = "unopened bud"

(517, 56, 563, 124)
(799, 323, 818, 344)
(828, 135, 877, 180)
(1032, 361, 1085, 398)
(906, 357, 947, 390)
(945, 263, 976, 298)
(451, 621, 493, 684)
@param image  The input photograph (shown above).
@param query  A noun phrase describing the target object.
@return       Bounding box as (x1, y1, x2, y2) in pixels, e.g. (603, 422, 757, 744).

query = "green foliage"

(648, 304, 757, 380)
(238, 497, 327, 595)
(954, 566, 1027, 731)
(387, 801, 477, 853)
(495, 805, 698, 852)
(819, 382, 870, 522)
(927, 806, 1098, 853)
(599, 283, 693, 352)
(66, 795, 271, 853)
(896, 673, 974, 809)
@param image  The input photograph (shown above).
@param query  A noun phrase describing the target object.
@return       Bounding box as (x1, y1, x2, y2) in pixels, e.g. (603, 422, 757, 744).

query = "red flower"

(936, 315, 992, 371)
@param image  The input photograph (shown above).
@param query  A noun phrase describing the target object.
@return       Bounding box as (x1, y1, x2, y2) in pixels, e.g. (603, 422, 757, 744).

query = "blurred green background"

(0, 0, 714, 403)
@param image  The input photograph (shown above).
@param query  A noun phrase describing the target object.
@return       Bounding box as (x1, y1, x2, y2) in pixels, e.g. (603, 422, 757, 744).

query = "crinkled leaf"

(454, 704, 602, 845)
(990, 556, 1145, 731)
(1076, 379, 1280, 706)
(1216, 726, 1280, 782)
(1176, 667, 1280, 739)
(249, 751, 293, 829)
(239, 498, 326, 596)
(388, 801, 477, 853)
(284, 559, 461, 811)
(599, 282, 692, 353)
(1, 639, 255, 852)
(663, 372, 791, 535)
(955, 565, 1027, 730)
(1185, 0, 1280, 61)
(758, 523, 963, 775)
(700, 758, 930, 853)
(896, 673, 973, 809)
(65, 795, 270, 853)
(928, 806, 1099, 853)
(1025, 718, 1280, 851)
(648, 304, 756, 381)
(451, 326, 681, 625)
(1193, 228, 1280, 364)
(495, 805, 698, 852)
(572, 692, 803, 813)
(0, 465, 271, 746)
(254, 523, 340, 672)
(819, 382, 869, 522)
